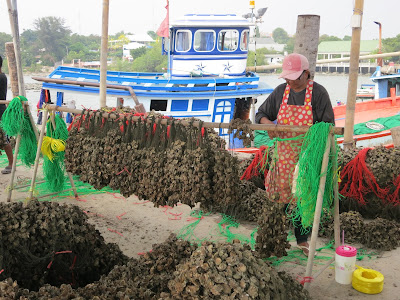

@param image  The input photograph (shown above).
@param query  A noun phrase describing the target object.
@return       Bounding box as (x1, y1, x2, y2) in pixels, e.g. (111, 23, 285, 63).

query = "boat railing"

(46, 67, 262, 93)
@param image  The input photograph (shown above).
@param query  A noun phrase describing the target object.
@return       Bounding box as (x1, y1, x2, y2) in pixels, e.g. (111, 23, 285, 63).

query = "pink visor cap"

(279, 53, 309, 80)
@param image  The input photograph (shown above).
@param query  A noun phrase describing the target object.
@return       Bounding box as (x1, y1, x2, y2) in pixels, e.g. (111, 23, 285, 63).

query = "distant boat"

(334, 65, 400, 146)
(35, 13, 273, 138)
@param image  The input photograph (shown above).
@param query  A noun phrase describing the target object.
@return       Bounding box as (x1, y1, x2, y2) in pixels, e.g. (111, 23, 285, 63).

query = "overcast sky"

(0, 0, 398, 40)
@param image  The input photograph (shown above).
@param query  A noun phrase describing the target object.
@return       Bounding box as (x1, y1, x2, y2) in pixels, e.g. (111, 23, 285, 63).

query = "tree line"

(0, 16, 399, 73)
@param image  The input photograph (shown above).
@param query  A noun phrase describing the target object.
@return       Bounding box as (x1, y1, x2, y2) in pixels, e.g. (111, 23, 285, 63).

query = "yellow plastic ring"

(352, 266, 384, 295)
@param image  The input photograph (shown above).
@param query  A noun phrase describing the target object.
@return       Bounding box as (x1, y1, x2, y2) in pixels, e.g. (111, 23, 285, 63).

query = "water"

(8, 73, 374, 123)
(257, 73, 373, 107)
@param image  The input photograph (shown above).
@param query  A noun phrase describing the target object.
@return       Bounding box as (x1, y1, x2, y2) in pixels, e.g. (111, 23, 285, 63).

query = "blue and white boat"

(36, 14, 272, 136)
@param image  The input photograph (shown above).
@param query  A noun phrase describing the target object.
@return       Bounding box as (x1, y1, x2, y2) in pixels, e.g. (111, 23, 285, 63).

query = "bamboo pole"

(245, 51, 400, 72)
(28, 109, 48, 200)
(99, 0, 109, 108)
(44, 104, 345, 135)
(343, 0, 364, 150)
(67, 172, 79, 198)
(6, 0, 25, 97)
(331, 134, 341, 249)
(303, 134, 332, 289)
(6, 134, 21, 202)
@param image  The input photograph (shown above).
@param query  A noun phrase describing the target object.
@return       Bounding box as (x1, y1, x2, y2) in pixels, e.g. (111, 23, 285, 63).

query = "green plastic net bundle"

(1, 96, 37, 166)
(42, 115, 69, 192)
(290, 122, 338, 231)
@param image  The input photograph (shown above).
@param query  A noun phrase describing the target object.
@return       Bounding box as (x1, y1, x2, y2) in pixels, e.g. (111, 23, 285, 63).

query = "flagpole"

(167, 0, 171, 79)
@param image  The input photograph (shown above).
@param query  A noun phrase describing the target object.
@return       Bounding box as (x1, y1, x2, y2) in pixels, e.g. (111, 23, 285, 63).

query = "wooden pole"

(29, 109, 48, 200)
(6, 0, 25, 97)
(331, 134, 341, 249)
(67, 172, 79, 198)
(304, 134, 332, 289)
(32, 76, 146, 113)
(5, 42, 19, 97)
(43, 104, 345, 135)
(99, 0, 110, 108)
(294, 15, 320, 79)
(342, 0, 364, 150)
(6, 134, 21, 202)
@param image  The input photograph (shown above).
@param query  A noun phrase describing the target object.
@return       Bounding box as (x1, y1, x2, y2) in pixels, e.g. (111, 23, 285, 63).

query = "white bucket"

(335, 245, 357, 284)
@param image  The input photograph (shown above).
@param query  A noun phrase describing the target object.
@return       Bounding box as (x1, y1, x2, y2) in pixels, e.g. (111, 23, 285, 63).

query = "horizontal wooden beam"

(44, 104, 344, 135)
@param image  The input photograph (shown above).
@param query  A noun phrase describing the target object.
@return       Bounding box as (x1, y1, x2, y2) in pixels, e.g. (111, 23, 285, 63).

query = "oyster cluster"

(255, 201, 291, 258)
(338, 146, 400, 220)
(319, 211, 364, 243)
(65, 112, 258, 217)
(360, 218, 400, 251)
(0, 235, 310, 299)
(0, 201, 127, 291)
(319, 211, 400, 251)
(228, 118, 254, 148)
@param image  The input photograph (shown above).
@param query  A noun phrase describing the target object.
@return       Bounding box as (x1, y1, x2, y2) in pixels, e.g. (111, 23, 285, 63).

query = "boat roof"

(170, 14, 253, 28)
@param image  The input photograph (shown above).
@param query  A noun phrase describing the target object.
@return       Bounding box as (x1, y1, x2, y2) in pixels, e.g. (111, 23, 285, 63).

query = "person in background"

(255, 53, 334, 256)
(0, 55, 14, 174)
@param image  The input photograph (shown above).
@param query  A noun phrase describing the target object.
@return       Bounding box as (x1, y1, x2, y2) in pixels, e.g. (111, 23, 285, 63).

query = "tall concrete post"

(294, 15, 320, 80)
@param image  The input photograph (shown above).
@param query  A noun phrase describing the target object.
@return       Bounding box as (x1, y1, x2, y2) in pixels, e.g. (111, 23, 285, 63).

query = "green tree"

(246, 48, 269, 66)
(33, 16, 71, 65)
(130, 46, 147, 60)
(0, 32, 12, 57)
(383, 34, 400, 62)
(284, 36, 295, 53)
(20, 29, 40, 67)
(319, 34, 341, 43)
(147, 31, 157, 41)
(130, 41, 167, 72)
(343, 35, 351, 41)
(272, 28, 289, 44)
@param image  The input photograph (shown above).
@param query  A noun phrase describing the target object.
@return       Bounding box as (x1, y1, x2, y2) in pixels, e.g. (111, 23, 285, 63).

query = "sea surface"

(13, 73, 374, 123)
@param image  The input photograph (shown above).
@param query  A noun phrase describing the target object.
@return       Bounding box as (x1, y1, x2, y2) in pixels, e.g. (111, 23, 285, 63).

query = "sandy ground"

(0, 162, 399, 300)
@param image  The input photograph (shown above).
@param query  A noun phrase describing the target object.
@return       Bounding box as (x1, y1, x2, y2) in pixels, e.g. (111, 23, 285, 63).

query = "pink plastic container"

(335, 245, 357, 284)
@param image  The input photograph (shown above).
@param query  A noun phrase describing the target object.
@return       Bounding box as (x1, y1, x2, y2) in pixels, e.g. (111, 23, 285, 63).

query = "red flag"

(156, 0, 169, 38)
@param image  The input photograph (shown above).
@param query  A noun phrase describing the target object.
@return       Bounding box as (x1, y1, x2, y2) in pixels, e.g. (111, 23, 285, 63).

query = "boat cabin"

(163, 14, 252, 77)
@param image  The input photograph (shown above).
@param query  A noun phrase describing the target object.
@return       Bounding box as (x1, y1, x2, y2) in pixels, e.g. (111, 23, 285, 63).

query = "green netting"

(254, 130, 274, 148)
(337, 114, 400, 136)
(42, 115, 69, 192)
(19, 175, 118, 200)
(290, 122, 338, 231)
(0, 96, 37, 167)
(177, 210, 210, 245)
(217, 214, 257, 249)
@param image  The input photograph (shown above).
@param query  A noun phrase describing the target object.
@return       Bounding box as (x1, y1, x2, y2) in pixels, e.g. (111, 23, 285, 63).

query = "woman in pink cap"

(255, 53, 334, 256)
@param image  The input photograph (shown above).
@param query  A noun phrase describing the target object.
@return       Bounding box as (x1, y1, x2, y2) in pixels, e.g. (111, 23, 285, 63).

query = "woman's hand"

(259, 117, 278, 138)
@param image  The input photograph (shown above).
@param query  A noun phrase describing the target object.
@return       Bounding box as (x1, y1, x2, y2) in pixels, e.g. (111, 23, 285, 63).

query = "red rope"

(387, 174, 400, 205)
(339, 148, 390, 205)
(240, 146, 268, 180)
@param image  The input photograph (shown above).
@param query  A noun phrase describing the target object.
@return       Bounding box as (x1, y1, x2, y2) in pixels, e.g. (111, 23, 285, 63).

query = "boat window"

(240, 30, 249, 51)
(150, 100, 168, 111)
(192, 99, 209, 111)
(175, 30, 192, 52)
(171, 100, 189, 111)
(218, 30, 239, 52)
(194, 30, 215, 52)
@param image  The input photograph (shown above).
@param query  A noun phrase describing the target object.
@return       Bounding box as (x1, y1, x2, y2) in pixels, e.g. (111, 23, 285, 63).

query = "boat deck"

(334, 96, 400, 127)
(42, 66, 273, 98)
